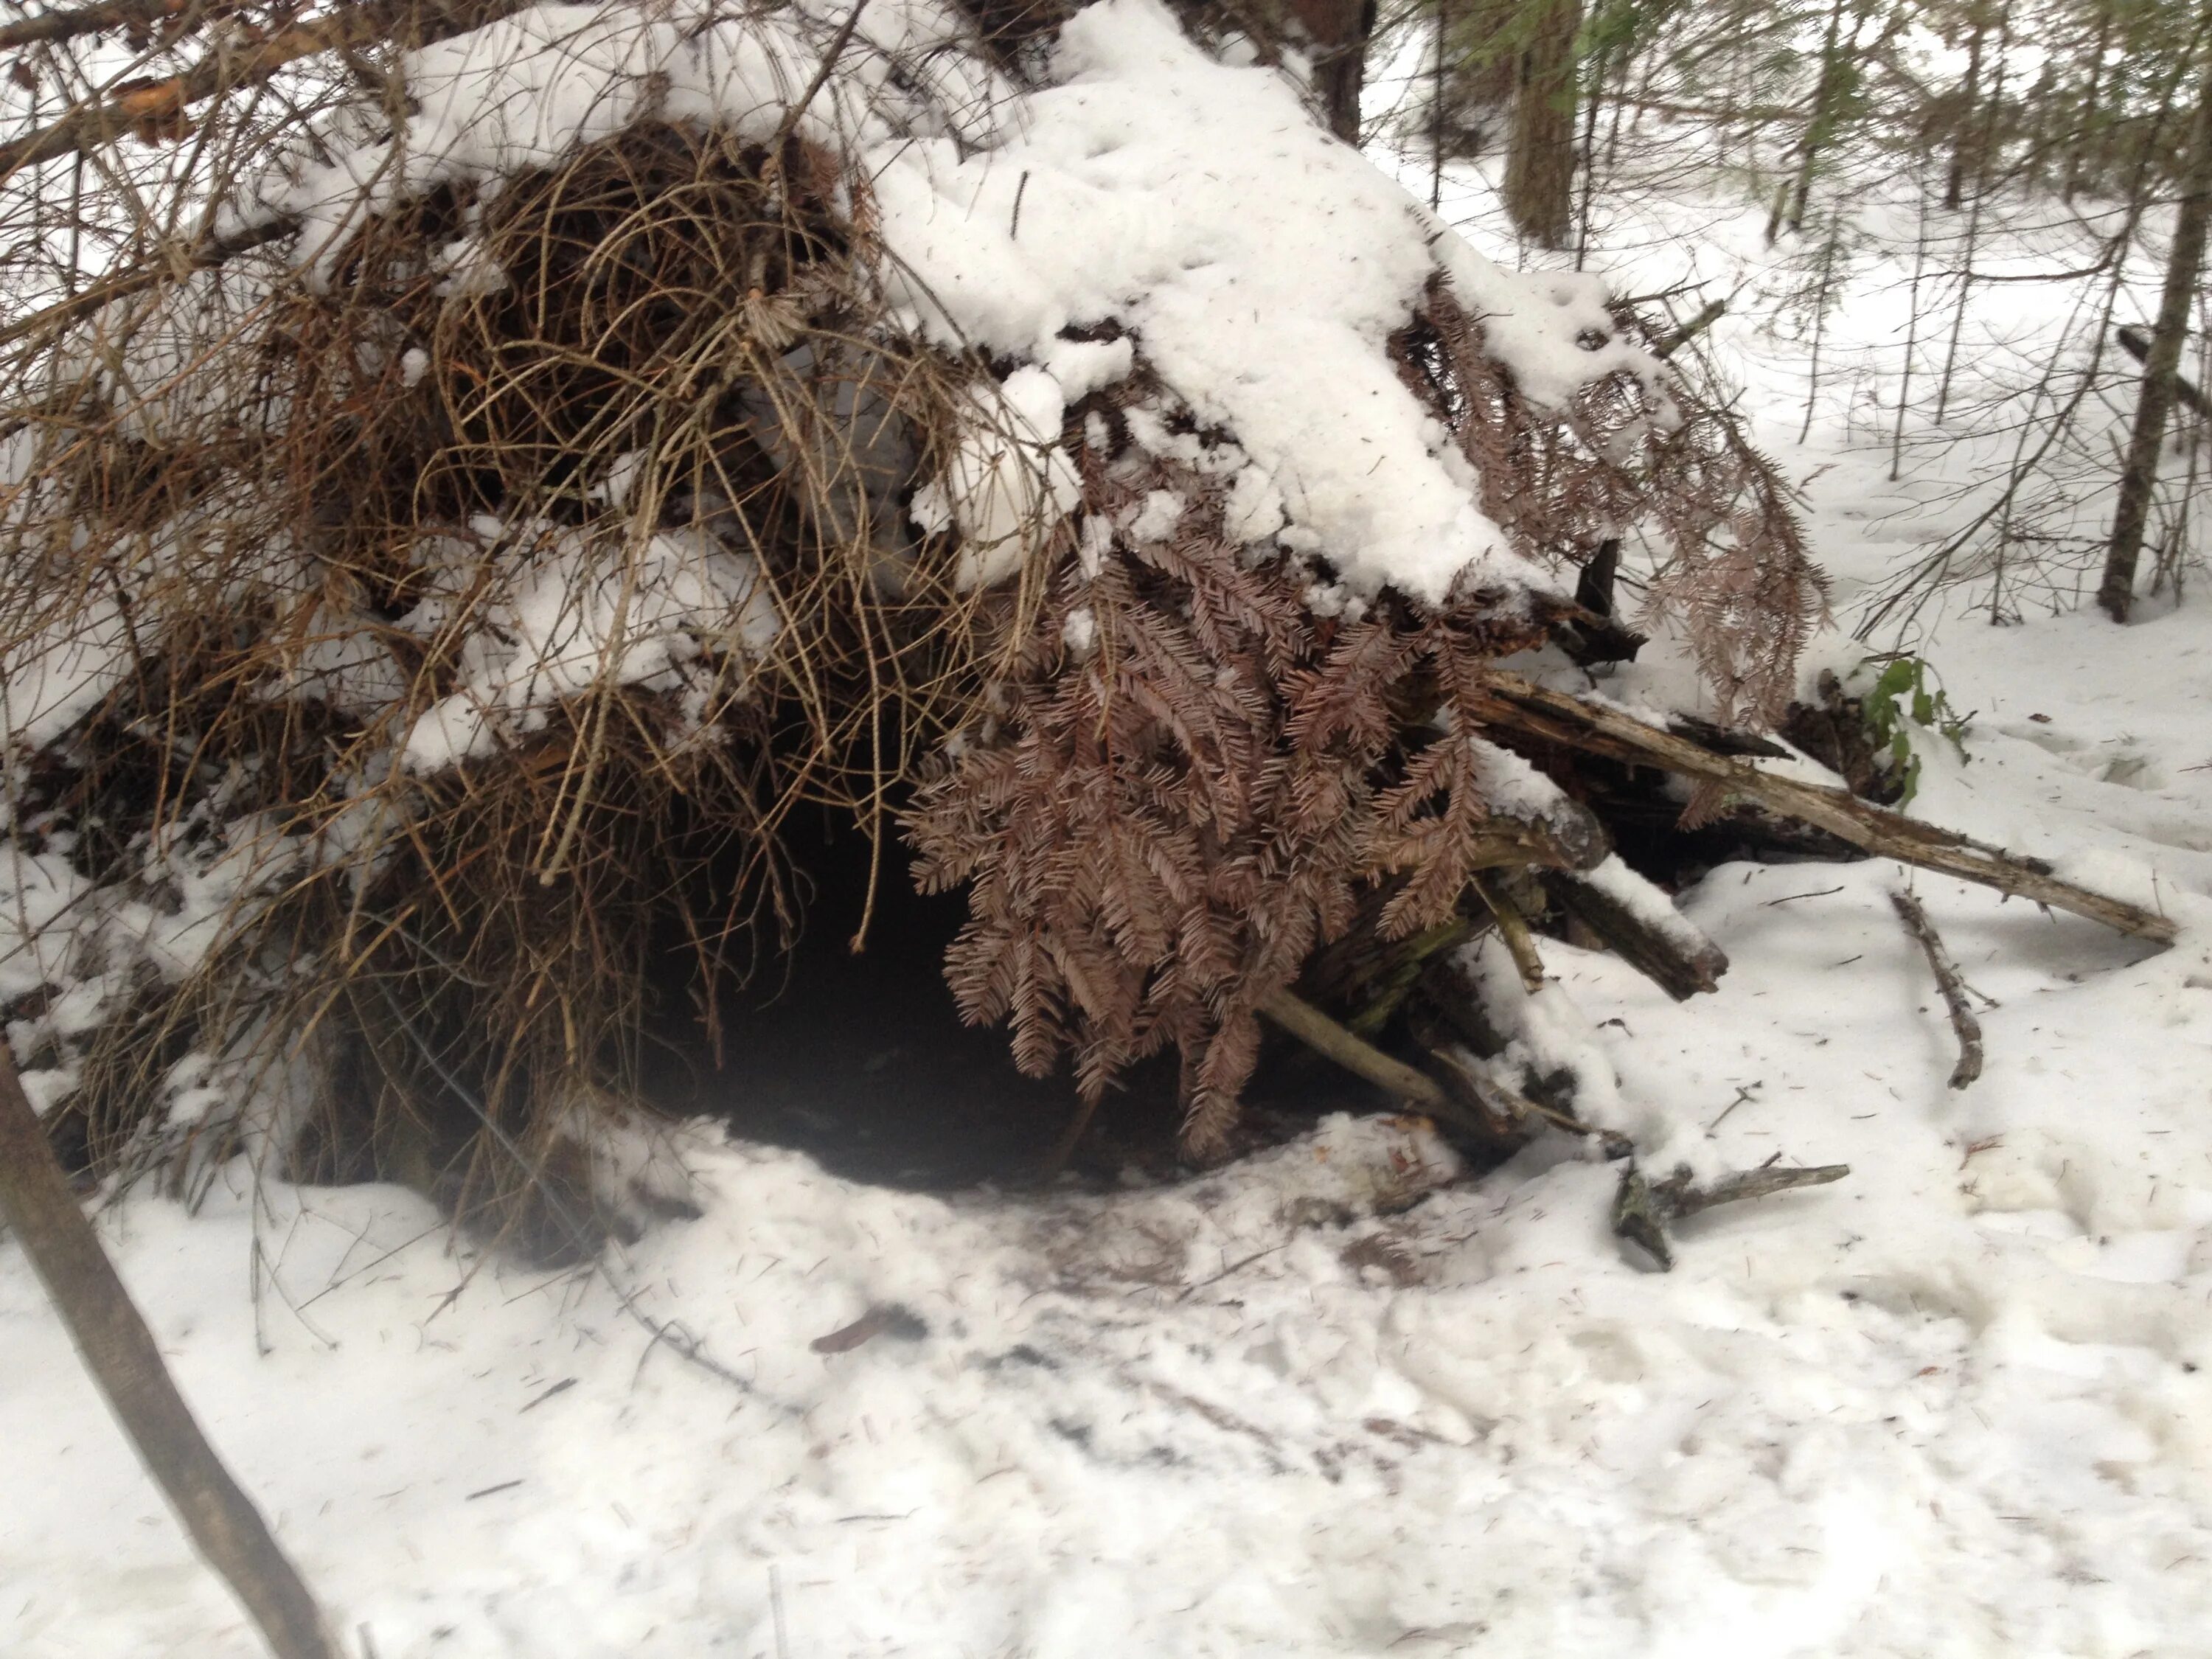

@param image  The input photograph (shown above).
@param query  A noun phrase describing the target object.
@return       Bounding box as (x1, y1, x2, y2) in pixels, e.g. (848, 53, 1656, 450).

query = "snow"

(396, 521, 780, 774)
(9, 817, 2212, 1655)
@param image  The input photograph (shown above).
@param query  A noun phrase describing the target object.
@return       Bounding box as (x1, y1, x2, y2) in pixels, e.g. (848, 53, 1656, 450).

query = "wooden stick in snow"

(1461, 669, 2178, 945)
(1540, 867, 1729, 1000)
(0, 1048, 340, 1659)
(1891, 889, 1986, 1088)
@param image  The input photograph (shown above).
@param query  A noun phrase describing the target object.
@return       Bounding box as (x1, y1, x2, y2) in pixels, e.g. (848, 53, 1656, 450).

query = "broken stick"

(1462, 670, 2177, 945)
(1258, 986, 1451, 1113)
(1540, 866, 1730, 1001)
(1613, 1161, 1851, 1270)
(1891, 890, 1986, 1088)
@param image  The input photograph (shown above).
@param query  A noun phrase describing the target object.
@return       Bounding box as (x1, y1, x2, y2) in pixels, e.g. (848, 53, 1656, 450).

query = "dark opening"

(641, 807, 1386, 1189)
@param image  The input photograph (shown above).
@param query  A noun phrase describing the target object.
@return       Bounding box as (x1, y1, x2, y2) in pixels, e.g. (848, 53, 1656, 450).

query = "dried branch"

(0, 0, 529, 183)
(1425, 1043, 1634, 1155)
(1469, 872, 1545, 992)
(1463, 670, 2177, 945)
(1613, 1159, 1851, 1269)
(0, 0, 202, 52)
(1542, 867, 1729, 1000)
(1891, 889, 1985, 1088)
(1256, 985, 1450, 1111)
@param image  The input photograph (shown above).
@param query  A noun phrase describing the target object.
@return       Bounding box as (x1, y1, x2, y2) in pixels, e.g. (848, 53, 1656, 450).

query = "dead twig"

(1891, 890, 1986, 1088)
(0, 0, 532, 184)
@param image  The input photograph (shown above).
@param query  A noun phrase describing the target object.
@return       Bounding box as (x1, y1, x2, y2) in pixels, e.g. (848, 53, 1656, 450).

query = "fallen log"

(1463, 669, 2178, 945)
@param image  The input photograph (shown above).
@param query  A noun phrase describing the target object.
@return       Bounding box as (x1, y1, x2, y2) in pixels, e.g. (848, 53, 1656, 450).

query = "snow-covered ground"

(11, 66, 2212, 1659)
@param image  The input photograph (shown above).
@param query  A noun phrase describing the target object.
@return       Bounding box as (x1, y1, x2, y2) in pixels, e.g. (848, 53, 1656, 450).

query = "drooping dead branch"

(1891, 888, 1986, 1088)
(0, 1047, 340, 1659)
(0, 0, 201, 52)
(1462, 670, 2177, 945)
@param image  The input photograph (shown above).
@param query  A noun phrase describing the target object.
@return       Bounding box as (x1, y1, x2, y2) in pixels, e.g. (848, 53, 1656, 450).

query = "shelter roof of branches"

(1, 0, 2160, 1256)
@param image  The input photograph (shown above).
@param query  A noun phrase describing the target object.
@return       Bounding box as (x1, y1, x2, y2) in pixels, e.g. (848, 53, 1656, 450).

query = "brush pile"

(0, 0, 2168, 1254)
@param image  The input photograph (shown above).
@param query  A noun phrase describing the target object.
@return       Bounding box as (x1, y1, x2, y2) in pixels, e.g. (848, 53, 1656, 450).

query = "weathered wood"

(1425, 1044, 1633, 1155)
(0, 1048, 339, 1659)
(1891, 889, 1985, 1088)
(1464, 669, 2177, 945)
(1469, 873, 1546, 992)
(1613, 1160, 1851, 1269)
(1542, 867, 1730, 1000)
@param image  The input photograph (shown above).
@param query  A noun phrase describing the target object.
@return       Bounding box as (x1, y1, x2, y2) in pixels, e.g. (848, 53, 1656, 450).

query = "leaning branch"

(0, 218, 292, 355)
(1463, 670, 2177, 945)
(2115, 322, 2211, 420)
(0, 0, 202, 51)
(0, 1046, 338, 1659)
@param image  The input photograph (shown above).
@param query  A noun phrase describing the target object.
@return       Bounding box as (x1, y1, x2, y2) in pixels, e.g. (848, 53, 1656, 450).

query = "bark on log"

(1463, 669, 2177, 945)
(0, 1048, 339, 1659)
(1541, 867, 1730, 1000)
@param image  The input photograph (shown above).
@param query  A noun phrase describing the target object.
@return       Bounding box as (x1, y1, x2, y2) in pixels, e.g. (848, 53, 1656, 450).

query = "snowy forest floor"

(9, 159, 2212, 1658)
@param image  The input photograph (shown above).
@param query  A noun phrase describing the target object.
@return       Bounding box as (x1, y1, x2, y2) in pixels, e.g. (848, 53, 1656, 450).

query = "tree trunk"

(0, 1048, 339, 1659)
(1503, 0, 1582, 248)
(1291, 0, 1376, 144)
(1769, 0, 1848, 243)
(2066, 2, 2114, 201)
(1944, 3, 1989, 209)
(2098, 56, 2212, 623)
